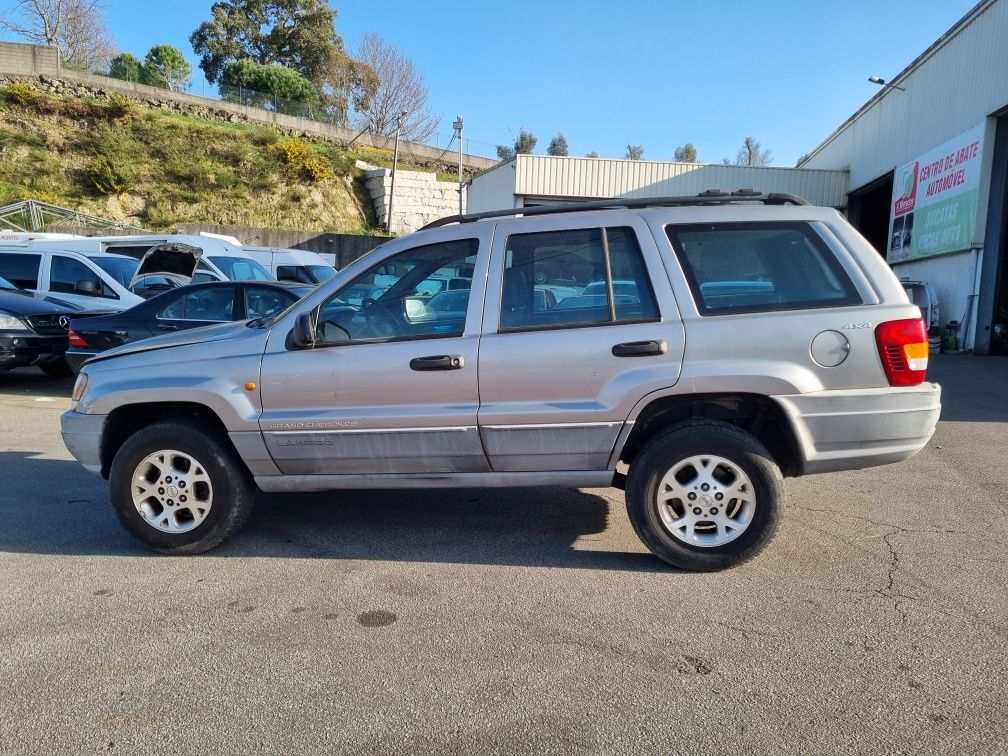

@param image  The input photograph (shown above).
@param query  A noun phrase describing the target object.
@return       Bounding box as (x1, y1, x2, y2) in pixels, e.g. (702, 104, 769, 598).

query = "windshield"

(308, 265, 336, 283)
(210, 256, 272, 281)
(90, 256, 140, 287)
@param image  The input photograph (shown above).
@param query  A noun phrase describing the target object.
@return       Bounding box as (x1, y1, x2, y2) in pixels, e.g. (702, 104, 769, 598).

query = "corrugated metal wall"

(799, 0, 1008, 189)
(511, 156, 848, 207)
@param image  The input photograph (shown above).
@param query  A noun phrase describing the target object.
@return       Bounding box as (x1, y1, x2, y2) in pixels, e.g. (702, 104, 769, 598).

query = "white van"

(0, 234, 270, 311)
(10, 234, 273, 284)
(0, 246, 147, 311)
(241, 246, 336, 285)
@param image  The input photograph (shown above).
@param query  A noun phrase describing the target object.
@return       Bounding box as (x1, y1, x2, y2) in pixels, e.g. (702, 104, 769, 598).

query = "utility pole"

(454, 115, 464, 215)
(386, 111, 407, 234)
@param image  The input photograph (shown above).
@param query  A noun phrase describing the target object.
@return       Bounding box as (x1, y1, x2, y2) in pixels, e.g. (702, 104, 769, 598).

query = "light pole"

(386, 110, 407, 234)
(453, 115, 464, 215)
(868, 76, 905, 92)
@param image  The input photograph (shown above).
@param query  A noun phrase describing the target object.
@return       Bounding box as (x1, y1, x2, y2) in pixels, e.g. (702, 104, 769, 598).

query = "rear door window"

(0, 253, 41, 289)
(666, 222, 861, 315)
(500, 226, 659, 331)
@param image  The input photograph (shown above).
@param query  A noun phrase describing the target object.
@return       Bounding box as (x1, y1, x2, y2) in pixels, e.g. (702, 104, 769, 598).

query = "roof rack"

(420, 190, 809, 230)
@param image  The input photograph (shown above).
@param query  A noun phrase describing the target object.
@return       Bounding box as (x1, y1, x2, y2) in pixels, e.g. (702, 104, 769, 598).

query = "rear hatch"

(128, 244, 202, 289)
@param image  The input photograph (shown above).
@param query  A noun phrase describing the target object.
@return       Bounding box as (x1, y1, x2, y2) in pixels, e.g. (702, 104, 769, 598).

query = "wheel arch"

(615, 393, 803, 480)
(100, 402, 242, 479)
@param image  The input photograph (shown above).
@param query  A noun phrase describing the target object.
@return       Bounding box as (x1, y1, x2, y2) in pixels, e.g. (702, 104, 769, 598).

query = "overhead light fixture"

(868, 76, 905, 92)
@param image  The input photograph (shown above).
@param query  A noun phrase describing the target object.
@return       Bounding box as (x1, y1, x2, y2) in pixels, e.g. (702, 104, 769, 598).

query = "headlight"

(0, 312, 30, 332)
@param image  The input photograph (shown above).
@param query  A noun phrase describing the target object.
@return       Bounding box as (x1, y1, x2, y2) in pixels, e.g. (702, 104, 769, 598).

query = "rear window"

(665, 222, 861, 315)
(0, 253, 41, 289)
(210, 256, 272, 281)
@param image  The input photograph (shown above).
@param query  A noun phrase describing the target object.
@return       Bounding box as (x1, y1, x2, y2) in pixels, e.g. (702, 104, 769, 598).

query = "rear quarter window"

(665, 222, 861, 315)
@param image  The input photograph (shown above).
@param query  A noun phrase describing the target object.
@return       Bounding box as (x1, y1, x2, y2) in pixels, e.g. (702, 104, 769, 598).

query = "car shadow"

(0, 452, 666, 572)
(0, 367, 74, 398)
(927, 354, 1008, 422)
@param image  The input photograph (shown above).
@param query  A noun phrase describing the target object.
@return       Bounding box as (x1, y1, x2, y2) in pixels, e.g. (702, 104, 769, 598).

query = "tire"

(108, 420, 256, 554)
(39, 360, 73, 377)
(626, 420, 784, 571)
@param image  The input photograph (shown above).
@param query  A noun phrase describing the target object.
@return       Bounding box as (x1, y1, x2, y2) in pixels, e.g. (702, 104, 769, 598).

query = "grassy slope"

(0, 82, 401, 233)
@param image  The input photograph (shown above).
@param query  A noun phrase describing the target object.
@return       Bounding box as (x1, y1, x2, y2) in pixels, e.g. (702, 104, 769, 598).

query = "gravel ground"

(0, 355, 1005, 756)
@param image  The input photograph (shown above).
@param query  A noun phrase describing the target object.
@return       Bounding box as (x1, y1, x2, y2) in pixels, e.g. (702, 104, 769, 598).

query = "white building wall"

(799, 0, 1008, 190)
(467, 159, 518, 213)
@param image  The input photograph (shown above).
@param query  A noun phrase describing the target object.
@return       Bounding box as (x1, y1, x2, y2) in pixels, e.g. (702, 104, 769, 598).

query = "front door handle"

(157, 323, 178, 331)
(410, 355, 465, 371)
(612, 340, 667, 357)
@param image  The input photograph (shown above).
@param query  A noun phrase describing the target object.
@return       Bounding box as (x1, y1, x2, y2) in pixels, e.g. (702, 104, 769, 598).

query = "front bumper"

(773, 382, 942, 475)
(0, 334, 67, 370)
(60, 410, 107, 476)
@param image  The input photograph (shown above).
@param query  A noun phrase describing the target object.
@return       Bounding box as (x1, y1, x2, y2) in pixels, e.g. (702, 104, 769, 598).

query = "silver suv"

(61, 193, 941, 571)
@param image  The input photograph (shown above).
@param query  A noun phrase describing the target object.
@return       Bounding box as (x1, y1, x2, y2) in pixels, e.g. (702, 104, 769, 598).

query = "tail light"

(875, 318, 928, 386)
(67, 328, 88, 348)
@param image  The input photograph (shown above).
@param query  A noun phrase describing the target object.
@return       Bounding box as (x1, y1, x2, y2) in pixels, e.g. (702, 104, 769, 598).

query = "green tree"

(674, 142, 697, 162)
(108, 52, 143, 82)
(221, 59, 318, 115)
(547, 133, 569, 156)
(189, 0, 373, 126)
(586, 151, 599, 158)
(142, 44, 192, 91)
(496, 129, 537, 161)
(625, 144, 644, 160)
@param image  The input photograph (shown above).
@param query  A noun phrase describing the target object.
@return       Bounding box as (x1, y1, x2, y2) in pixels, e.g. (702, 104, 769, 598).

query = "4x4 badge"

(840, 322, 872, 330)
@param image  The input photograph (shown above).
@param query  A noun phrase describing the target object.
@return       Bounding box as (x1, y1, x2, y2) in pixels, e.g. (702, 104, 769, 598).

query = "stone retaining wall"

(358, 162, 464, 234)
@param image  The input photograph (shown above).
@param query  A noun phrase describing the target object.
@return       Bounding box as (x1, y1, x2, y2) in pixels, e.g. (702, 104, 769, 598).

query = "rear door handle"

(410, 355, 465, 371)
(612, 340, 667, 357)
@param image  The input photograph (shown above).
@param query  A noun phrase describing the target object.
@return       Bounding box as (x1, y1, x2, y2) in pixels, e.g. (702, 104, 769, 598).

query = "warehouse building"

(798, 0, 1008, 354)
(469, 0, 1008, 354)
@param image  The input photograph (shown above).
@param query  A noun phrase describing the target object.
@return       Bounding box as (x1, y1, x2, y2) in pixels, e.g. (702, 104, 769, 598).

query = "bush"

(302, 155, 333, 181)
(85, 154, 134, 194)
(105, 94, 137, 122)
(272, 137, 310, 166)
(6, 80, 36, 107)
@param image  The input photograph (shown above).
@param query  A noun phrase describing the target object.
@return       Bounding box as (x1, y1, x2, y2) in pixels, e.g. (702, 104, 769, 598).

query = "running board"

(254, 470, 615, 492)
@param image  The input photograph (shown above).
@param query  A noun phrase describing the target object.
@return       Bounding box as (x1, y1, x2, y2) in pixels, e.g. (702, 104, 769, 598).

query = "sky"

(0, 0, 980, 164)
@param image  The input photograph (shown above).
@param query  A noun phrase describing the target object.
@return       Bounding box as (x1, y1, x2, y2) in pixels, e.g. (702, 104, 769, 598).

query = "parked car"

(61, 193, 941, 571)
(241, 246, 336, 285)
(0, 235, 273, 312)
(0, 273, 76, 376)
(65, 280, 311, 374)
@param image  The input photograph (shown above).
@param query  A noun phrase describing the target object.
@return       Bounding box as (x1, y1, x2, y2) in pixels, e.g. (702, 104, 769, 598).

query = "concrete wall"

(0, 41, 495, 173)
(359, 163, 464, 235)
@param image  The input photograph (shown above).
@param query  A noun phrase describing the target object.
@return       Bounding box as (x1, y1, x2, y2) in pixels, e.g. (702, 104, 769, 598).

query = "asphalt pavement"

(0, 356, 1005, 755)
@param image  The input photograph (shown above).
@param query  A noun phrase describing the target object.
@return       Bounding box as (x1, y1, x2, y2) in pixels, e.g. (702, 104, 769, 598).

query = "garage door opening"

(848, 172, 894, 257)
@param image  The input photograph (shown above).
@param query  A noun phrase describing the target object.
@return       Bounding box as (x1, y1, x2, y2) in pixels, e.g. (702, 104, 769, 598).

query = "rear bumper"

(60, 410, 107, 476)
(773, 383, 942, 475)
(65, 348, 100, 375)
(0, 334, 67, 370)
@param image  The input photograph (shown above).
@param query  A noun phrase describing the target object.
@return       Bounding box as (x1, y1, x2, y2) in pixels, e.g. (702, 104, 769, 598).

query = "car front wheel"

(109, 420, 256, 554)
(626, 420, 784, 571)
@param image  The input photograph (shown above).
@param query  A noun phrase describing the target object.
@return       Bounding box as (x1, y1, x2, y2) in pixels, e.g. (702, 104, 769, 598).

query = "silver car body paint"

(62, 202, 941, 488)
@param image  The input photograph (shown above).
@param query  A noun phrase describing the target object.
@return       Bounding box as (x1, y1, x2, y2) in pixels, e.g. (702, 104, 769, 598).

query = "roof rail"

(420, 190, 809, 230)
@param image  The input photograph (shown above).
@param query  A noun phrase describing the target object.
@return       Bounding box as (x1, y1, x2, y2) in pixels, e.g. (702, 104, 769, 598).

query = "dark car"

(0, 274, 76, 376)
(66, 280, 311, 373)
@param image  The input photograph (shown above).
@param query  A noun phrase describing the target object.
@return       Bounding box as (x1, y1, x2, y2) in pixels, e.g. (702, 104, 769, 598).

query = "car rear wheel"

(626, 420, 784, 571)
(109, 420, 256, 554)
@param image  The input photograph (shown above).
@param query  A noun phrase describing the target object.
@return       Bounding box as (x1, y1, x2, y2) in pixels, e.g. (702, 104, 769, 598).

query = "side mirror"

(286, 311, 316, 350)
(75, 279, 99, 296)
